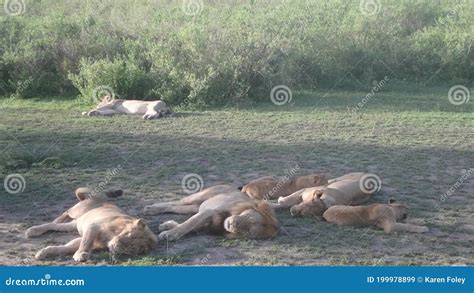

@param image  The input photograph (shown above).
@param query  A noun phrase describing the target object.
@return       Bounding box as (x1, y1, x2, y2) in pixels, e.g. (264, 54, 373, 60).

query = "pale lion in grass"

(143, 185, 279, 241)
(82, 96, 173, 119)
(25, 188, 157, 262)
(277, 172, 375, 218)
(323, 199, 429, 233)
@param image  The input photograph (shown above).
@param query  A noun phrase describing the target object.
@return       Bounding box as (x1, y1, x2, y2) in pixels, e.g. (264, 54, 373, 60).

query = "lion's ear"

(134, 219, 146, 229)
(389, 198, 396, 204)
(75, 187, 93, 201)
(105, 189, 123, 198)
(314, 190, 323, 199)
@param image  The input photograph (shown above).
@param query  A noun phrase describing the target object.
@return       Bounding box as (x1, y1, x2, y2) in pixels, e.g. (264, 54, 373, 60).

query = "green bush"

(68, 57, 149, 103)
(0, 0, 472, 105)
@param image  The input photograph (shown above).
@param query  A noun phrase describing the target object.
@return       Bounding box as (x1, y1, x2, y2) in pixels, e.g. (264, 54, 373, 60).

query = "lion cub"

(241, 174, 328, 200)
(26, 187, 157, 262)
(323, 199, 429, 233)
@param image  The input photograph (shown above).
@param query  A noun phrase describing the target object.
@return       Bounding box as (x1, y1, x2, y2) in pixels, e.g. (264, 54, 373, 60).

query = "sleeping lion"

(25, 187, 157, 262)
(143, 185, 279, 240)
(82, 96, 173, 119)
(277, 172, 375, 218)
(323, 199, 429, 233)
(240, 174, 328, 200)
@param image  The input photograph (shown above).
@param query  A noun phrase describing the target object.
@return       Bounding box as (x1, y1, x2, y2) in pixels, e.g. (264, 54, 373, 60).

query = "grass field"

(0, 87, 473, 266)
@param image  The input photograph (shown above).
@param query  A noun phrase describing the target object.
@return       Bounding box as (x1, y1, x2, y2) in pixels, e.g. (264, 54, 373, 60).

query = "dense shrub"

(0, 0, 472, 105)
(68, 57, 149, 101)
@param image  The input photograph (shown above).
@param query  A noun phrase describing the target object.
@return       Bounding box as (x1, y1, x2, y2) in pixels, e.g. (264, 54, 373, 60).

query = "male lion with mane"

(323, 199, 429, 233)
(26, 187, 157, 262)
(143, 185, 279, 240)
(82, 96, 173, 119)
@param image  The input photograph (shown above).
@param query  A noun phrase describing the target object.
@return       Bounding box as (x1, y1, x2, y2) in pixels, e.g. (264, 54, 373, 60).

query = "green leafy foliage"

(0, 0, 472, 105)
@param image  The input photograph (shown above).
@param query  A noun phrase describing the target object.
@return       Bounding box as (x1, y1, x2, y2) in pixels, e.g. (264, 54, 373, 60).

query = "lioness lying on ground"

(240, 174, 328, 200)
(323, 199, 429, 233)
(143, 185, 279, 240)
(82, 96, 173, 119)
(277, 172, 375, 218)
(25, 188, 157, 262)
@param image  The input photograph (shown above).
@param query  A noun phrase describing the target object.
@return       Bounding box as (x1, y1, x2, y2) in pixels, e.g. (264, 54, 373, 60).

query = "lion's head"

(388, 198, 408, 221)
(107, 219, 158, 257)
(288, 189, 327, 218)
(95, 95, 114, 108)
(222, 201, 279, 239)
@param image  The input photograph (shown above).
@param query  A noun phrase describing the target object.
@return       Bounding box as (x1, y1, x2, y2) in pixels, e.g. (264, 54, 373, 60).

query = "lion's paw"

(87, 110, 100, 117)
(25, 227, 44, 238)
(35, 247, 52, 260)
(73, 251, 90, 262)
(159, 221, 178, 231)
(419, 226, 429, 233)
(158, 230, 180, 241)
(143, 204, 169, 215)
(277, 196, 289, 206)
(143, 205, 159, 215)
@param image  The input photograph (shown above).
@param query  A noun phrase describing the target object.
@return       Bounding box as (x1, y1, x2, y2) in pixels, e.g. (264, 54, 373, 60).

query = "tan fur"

(241, 174, 328, 199)
(277, 172, 375, 218)
(25, 188, 157, 262)
(143, 185, 279, 240)
(82, 96, 173, 119)
(323, 199, 429, 233)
